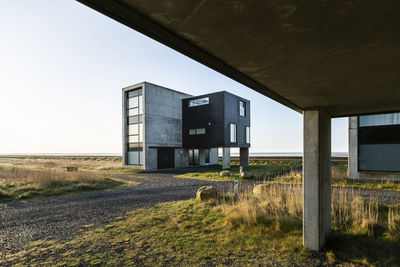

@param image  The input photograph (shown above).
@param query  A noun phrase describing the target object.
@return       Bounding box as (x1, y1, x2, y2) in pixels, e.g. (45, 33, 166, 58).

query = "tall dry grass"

(275, 165, 348, 183)
(0, 165, 100, 187)
(386, 205, 400, 241)
(220, 184, 382, 237)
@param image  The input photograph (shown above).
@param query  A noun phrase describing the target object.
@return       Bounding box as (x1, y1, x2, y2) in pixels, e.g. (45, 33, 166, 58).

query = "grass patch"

(0, 165, 135, 203)
(176, 160, 301, 181)
(178, 161, 400, 191)
(3, 185, 399, 266)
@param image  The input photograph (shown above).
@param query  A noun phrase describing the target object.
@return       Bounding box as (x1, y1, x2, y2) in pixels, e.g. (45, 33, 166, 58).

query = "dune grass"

(3, 184, 399, 266)
(0, 165, 133, 203)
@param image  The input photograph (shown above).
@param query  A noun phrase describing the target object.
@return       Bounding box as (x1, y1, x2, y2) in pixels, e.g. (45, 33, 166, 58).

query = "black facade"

(182, 91, 250, 149)
(358, 114, 400, 172)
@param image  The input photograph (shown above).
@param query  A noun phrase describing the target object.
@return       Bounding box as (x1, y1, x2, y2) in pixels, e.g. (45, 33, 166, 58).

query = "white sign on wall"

(188, 97, 209, 107)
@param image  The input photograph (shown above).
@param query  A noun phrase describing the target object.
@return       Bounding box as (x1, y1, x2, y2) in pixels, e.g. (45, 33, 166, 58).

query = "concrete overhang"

(76, 0, 400, 117)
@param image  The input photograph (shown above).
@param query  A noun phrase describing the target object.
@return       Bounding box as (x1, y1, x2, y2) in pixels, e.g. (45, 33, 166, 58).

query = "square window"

(129, 135, 139, 143)
(189, 129, 196, 135)
(128, 108, 139, 117)
(128, 96, 139, 109)
(129, 124, 139, 135)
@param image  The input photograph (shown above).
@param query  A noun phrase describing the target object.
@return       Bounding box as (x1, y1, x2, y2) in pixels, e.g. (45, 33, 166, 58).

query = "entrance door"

(189, 149, 199, 165)
(157, 147, 175, 169)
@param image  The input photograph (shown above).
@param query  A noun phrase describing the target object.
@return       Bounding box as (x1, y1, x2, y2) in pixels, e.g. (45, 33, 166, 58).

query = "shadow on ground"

(326, 232, 400, 265)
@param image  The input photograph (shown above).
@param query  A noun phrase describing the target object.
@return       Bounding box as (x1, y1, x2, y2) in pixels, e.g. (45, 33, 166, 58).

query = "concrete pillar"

(240, 147, 249, 167)
(303, 109, 332, 251)
(222, 147, 230, 169)
(348, 117, 358, 179)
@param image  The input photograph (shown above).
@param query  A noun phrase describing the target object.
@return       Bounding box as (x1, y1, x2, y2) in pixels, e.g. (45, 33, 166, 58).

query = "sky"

(0, 0, 348, 154)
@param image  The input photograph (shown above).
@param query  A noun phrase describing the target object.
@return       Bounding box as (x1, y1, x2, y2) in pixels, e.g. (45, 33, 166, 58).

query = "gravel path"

(1, 172, 400, 258)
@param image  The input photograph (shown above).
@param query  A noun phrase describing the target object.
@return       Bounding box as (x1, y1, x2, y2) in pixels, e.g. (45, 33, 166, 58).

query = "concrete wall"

(210, 148, 218, 165)
(174, 148, 189, 168)
(348, 116, 400, 181)
(348, 117, 358, 179)
(144, 82, 192, 170)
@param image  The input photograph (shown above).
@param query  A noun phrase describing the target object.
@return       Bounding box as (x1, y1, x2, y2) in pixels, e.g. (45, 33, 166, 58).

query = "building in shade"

(122, 82, 250, 171)
(349, 113, 400, 180)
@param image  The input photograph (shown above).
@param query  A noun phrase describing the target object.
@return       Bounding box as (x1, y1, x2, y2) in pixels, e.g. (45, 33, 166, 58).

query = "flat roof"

(79, 0, 400, 117)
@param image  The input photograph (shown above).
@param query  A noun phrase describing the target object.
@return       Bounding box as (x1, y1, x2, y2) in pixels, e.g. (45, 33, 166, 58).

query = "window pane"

(128, 116, 138, 124)
(128, 108, 139, 117)
(128, 115, 143, 124)
(138, 123, 143, 142)
(138, 95, 143, 114)
(139, 151, 143, 165)
(189, 129, 196, 135)
(128, 96, 139, 109)
(246, 127, 250, 143)
(128, 88, 142, 98)
(359, 113, 400, 127)
(128, 143, 142, 151)
(196, 128, 206, 135)
(129, 135, 139, 143)
(230, 123, 237, 142)
(127, 151, 139, 165)
(129, 124, 139, 135)
(239, 101, 246, 116)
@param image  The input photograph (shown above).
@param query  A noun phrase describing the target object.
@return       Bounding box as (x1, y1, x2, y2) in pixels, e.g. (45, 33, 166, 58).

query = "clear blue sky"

(0, 0, 348, 154)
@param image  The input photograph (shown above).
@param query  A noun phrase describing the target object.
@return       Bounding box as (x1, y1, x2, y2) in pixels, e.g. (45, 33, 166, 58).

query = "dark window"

(239, 101, 246, 116)
(204, 149, 210, 164)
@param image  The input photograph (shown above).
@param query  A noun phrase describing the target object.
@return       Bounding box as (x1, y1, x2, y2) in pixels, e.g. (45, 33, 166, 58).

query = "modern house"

(349, 113, 400, 181)
(122, 82, 250, 171)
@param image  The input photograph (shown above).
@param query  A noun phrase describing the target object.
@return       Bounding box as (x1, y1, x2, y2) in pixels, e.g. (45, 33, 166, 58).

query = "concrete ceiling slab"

(76, 0, 400, 117)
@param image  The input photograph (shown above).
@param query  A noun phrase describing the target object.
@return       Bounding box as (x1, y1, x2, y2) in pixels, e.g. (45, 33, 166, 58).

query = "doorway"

(188, 149, 199, 165)
(157, 147, 175, 169)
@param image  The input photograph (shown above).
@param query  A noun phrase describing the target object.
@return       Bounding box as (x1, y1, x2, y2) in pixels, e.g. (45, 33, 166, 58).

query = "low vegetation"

(3, 184, 399, 266)
(176, 160, 301, 181)
(0, 157, 137, 203)
(178, 160, 400, 191)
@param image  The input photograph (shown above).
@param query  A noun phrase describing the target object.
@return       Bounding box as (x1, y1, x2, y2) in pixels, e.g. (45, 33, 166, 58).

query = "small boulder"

(240, 172, 253, 179)
(196, 186, 219, 201)
(253, 184, 273, 198)
(219, 170, 231, 177)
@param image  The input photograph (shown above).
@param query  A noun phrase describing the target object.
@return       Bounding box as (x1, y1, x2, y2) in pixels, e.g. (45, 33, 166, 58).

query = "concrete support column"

(303, 109, 332, 251)
(222, 147, 230, 169)
(240, 147, 249, 167)
(348, 117, 358, 179)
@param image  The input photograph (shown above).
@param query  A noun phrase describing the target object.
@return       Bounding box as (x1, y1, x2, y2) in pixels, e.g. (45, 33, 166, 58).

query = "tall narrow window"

(230, 123, 237, 143)
(239, 100, 246, 117)
(126, 88, 143, 165)
(246, 127, 250, 144)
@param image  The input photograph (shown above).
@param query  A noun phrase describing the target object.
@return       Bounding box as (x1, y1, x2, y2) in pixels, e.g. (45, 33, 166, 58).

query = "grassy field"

(177, 160, 400, 191)
(0, 157, 138, 203)
(176, 160, 301, 181)
(2, 184, 399, 266)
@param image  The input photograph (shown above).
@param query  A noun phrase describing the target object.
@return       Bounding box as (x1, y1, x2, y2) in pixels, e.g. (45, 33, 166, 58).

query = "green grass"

(2, 199, 399, 266)
(176, 160, 300, 181)
(177, 161, 400, 191)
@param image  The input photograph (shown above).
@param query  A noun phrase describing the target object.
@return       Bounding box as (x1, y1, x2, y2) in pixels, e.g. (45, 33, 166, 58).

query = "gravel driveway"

(1, 171, 400, 258)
